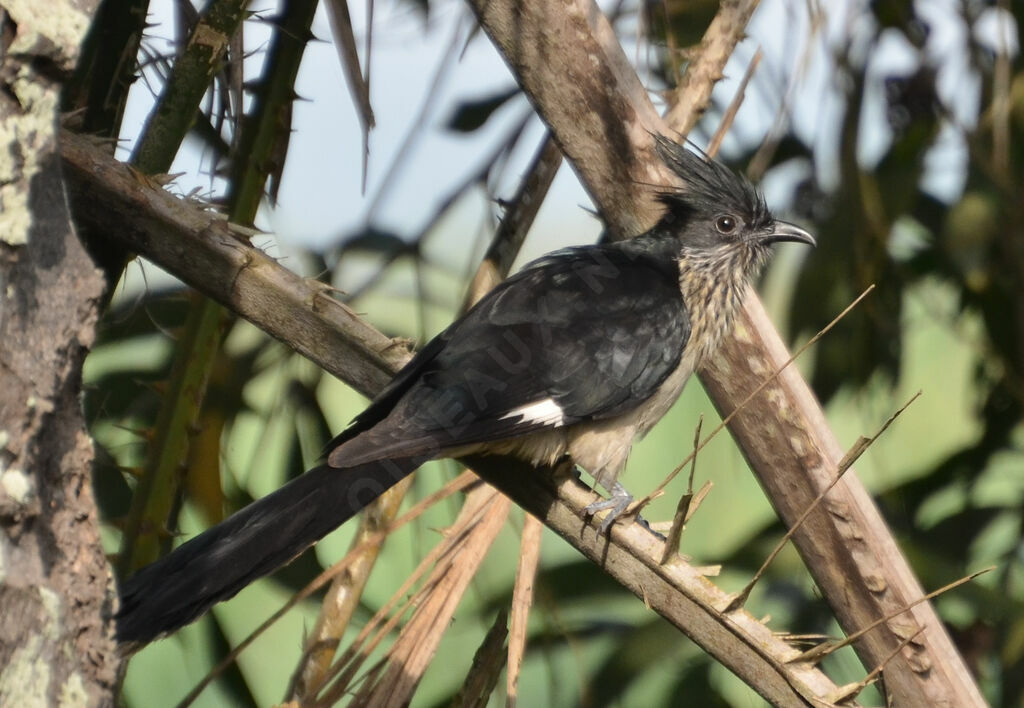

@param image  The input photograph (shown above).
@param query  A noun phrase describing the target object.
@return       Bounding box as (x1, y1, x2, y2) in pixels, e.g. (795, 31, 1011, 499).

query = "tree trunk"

(0, 2, 118, 705)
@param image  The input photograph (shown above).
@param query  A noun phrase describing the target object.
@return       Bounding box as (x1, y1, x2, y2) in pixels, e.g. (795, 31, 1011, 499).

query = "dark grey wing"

(323, 329, 452, 454)
(329, 238, 691, 467)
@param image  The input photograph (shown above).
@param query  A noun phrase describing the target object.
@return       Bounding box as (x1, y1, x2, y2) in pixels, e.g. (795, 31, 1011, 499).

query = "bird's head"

(650, 135, 815, 276)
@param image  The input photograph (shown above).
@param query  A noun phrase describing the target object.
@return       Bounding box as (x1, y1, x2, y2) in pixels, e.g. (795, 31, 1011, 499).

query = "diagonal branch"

(63, 134, 405, 399)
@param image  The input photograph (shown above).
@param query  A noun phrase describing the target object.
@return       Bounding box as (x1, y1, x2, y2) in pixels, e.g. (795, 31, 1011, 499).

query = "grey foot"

(583, 482, 633, 534)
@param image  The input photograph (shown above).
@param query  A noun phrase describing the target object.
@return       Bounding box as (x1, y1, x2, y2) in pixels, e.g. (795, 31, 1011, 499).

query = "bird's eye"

(716, 215, 737, 234)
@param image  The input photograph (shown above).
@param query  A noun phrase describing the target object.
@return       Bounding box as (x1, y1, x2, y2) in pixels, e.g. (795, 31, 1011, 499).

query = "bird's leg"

(582, 481, 633, 534)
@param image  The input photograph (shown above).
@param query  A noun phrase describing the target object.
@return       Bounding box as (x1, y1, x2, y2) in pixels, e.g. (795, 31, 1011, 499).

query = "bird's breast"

(677, 250, 750, 367)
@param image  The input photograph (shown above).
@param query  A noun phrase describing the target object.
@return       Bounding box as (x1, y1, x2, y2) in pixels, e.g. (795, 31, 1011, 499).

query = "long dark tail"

(115, 458, 419, 648)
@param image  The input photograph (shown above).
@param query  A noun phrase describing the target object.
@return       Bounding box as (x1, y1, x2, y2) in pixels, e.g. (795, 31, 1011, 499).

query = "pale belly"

(462, 348, 699, 490)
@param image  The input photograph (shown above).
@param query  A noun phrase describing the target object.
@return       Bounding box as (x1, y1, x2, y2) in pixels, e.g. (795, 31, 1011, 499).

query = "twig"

(451, 609, 509, 707)
(176, 472, 479, 707)
(797, 566, 995, 664)
(723, 391, 922, 613)
(665, 0, 762, 138)
(363, 17, 464, 220)
(827, 627, 925, 705)
(664, 285, 876, 509)
(705, 48, 763, 158)
(321, 491, 510, 706)
(659, 416, 709, 563)
(313, 497, 499, 703)
(507, 515, 543, 705)
(462, 134, 562, 308)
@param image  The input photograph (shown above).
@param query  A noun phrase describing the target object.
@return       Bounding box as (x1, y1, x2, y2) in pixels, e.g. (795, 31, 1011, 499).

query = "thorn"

(225, 222, 263, 240)
(692, 565, 721, 577)
(779, 632, 830, 651)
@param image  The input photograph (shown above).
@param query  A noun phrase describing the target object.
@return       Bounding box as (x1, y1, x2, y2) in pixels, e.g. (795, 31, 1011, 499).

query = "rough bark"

(0, 1, 117, 705)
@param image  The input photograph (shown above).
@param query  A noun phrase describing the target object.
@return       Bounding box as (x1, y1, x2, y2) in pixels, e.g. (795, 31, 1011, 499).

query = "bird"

(114, 135, 815, 648)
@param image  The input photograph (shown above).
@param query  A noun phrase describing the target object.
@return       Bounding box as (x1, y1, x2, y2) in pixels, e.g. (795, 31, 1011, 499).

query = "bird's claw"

(583, 482, 633, 534)
(582, 482, 665, 538)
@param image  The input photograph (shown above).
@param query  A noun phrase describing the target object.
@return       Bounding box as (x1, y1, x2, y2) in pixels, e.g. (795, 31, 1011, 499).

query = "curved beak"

(763, 220, 816, 247)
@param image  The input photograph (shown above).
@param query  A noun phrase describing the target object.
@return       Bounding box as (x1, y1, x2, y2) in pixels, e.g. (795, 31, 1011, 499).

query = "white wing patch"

(500, 398, 565, 427)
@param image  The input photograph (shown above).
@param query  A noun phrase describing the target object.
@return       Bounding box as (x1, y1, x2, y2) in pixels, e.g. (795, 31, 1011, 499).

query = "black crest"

(653, 135, 770, 232)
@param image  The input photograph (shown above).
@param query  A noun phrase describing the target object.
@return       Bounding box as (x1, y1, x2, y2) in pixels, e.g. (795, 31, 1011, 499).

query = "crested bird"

(115, 135, 815, 648)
